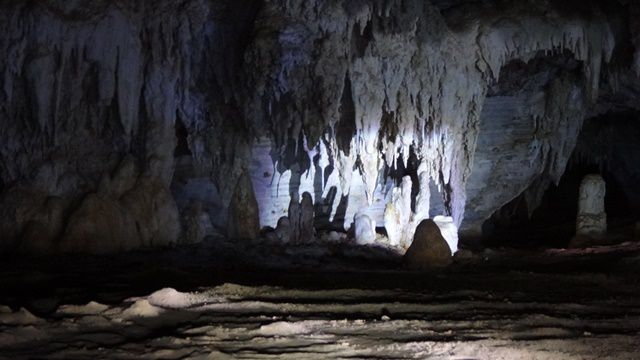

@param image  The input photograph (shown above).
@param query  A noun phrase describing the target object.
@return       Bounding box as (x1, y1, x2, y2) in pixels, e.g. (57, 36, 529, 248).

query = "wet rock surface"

(0, 239, 640, 359)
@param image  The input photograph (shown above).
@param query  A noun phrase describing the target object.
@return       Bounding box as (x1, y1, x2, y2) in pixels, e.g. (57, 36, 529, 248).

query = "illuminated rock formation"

(576, 174, 607, 238)
(0, 0, 631, 254)
(354, 212, 376, 245)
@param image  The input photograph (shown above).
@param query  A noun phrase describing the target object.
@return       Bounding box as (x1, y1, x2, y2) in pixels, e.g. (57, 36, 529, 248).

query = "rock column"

(576, 174, 607, 238)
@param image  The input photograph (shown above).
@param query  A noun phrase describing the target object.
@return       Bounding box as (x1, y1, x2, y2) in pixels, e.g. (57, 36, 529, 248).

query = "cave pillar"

(576, 174, 607, 239)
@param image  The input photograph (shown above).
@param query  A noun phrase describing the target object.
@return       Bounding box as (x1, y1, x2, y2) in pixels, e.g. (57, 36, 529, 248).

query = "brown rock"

(121, 177, 181, 248)
(21, 196, 67, 254)
(404, 219, 452, 269)
(60, 194, 140, 254)
(0, 186, 48, 249)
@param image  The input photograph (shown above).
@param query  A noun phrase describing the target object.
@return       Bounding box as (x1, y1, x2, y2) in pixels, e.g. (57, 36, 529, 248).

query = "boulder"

(404, 219, 453, 269)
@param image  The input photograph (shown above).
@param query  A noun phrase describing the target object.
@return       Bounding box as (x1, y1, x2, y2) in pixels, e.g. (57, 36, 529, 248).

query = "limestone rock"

(384, 176, 413, 248)
(287, 199, 302, 243)
(384, 203, 401, 247)
(300, 192, 315, 242)
(0, 186, 48, 249)
(227, 172, 260, 240)
(570, 174, 607, 248)
(21, 196, 67, 254)
(181, 200, 208, 245)
(275, 216, 291, 243)
(286, 192, 316, 243)
(414, 171, 431, 223)
(576, 174, 607, 236)
(121, 177, 181, 248)
(404, 219, 453, 269)
(60, 194, 139, 254)
(433, 215, 459, 254)
(354, 212, 376, 245)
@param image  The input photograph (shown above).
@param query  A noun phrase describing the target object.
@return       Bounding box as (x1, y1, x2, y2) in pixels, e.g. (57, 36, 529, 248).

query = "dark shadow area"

(481, 111, 640, 249)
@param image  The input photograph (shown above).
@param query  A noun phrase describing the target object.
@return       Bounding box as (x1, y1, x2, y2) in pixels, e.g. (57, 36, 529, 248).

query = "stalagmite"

(288, 199, 302, 243)
(384, 176, 413, 248)
(575, 174, 607, 240)
(181, 200, 207, 245)
(433, 216, 458, 254)
(300, 192, 315, 242)
(275, 217, 291, 243)
(0, 0, 621, 254)
(404, 219, 453, 269)
(354, 212, 376, 245)
(286, 192, 315, 243)
(227, 171, 260, 240)
(414, 171, 431, 223)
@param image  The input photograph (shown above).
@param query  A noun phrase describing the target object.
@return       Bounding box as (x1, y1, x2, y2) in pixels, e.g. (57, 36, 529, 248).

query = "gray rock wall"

(0, 0, 627, 253)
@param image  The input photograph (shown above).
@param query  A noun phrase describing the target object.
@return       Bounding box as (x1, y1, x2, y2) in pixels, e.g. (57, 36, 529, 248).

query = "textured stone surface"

(0, 0, 630, 254)
(433, 215, 459, 254)
(354, 212, 376, 245)
(227, 172, 260, 240)
(404, 219, 453, 269)
(576, 174, 607, 238)
(462, 54, 588, 238)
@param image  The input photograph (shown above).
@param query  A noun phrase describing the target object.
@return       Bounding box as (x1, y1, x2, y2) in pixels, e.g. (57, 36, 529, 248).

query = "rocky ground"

(1, 237, 640, 359)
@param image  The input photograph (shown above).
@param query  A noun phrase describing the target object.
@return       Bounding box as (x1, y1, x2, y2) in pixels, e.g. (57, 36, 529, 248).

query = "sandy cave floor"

(0, 237, 640, 359)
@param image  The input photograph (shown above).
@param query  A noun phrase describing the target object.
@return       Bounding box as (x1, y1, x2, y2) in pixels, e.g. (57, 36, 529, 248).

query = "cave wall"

(461, 53, 588, 237)
(0, 0, 629, 254)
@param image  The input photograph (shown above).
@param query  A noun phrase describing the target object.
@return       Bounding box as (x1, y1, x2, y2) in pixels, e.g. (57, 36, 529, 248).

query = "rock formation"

(404, 219, 453, 269)
(227, 171, 260, 240)
(0, 0, 636, 254)
(286, 192, 316, 243)
(182, 200, 208, 245)
(275, 217, 291, 243)
(384, 176, 413, 247)
(354, 212, 376, 245)
(574, 174, 607, 243)
(433, 216, 459, 254)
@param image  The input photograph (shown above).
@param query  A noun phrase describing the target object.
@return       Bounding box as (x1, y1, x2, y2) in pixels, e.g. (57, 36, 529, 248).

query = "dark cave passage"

(480, 110, 640, 249)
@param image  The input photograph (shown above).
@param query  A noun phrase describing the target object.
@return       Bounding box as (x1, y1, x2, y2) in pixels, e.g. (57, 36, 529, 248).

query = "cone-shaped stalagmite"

(404, 219, 453, 269)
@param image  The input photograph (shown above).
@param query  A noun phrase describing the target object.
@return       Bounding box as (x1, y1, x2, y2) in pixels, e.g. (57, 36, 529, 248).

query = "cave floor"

(1, 238, 640, 359)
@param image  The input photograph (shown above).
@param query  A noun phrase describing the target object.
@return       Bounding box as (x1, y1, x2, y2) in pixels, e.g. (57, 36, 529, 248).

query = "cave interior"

(0, 0, 640, 359)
